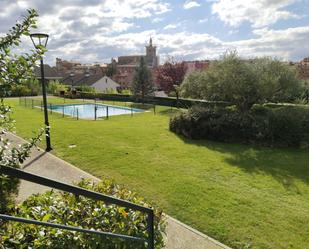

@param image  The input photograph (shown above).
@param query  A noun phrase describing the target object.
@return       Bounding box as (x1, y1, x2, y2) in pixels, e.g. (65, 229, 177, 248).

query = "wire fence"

(19, 97, 158, 121)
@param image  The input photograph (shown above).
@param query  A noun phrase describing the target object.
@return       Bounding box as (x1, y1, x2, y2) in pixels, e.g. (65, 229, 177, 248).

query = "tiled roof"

(34, 64, 62, 79)
(61, 71, 105, 86)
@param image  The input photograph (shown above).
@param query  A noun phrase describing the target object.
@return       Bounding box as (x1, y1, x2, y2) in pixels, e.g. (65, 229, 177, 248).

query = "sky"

(0, 0, 309, 65)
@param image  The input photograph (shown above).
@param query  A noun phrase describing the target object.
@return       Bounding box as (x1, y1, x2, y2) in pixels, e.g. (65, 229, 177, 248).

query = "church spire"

(149, 37, 152, 46)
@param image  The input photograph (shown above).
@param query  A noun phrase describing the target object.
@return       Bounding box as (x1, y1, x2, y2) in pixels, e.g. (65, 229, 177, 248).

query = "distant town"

(38, 38, 309, 94)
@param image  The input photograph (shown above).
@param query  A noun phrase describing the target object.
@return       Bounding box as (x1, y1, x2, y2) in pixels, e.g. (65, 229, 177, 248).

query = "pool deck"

(8, 132, 230, 249)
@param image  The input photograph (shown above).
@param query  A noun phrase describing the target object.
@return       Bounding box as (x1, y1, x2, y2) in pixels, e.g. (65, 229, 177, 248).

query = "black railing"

(19, 97, 147, 120)
(0, 165, 154, 249)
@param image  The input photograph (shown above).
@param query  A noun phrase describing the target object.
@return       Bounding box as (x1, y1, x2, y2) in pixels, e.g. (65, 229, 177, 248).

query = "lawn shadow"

(130, 103, 154, 110)
(158, 108, 182, 117)
(176, 134, 309, 189)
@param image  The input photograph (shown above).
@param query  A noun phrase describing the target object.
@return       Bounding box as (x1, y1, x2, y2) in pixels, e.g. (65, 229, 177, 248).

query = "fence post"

(50, 103, 52, 114)
(106, 106, 109, 120)
(94, 106, 97, 120)
(25, 97, 27, 107)
(77, 109, 79, 120)
(153, 105, 156, 115)
(31, 99, 34, 109)
(131, 107, 133, 117)
(147, 210, 154, 249)
(62, 106, 64, 117)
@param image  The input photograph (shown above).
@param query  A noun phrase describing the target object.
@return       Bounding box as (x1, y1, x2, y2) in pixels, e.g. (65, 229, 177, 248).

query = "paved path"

(8, 133, 230, 249)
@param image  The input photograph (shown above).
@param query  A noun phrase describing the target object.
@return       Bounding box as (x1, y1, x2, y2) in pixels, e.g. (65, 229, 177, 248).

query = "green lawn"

(6, 96, 309, 249)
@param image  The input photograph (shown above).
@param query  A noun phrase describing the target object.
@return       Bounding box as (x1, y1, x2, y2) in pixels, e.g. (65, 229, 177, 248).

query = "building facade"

(183, 60, 211, 75)
(298, 57, 309, 80)
(56, 58, 107, 76)
(113, 38, 159, 88)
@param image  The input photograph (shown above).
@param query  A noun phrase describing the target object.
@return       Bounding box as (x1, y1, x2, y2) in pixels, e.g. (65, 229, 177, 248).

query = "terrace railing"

(0, 165, 155, 249)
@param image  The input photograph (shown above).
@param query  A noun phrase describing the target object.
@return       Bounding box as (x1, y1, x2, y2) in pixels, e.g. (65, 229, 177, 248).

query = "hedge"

(170, 105, 309, 148)
(69, 91, 230, 109)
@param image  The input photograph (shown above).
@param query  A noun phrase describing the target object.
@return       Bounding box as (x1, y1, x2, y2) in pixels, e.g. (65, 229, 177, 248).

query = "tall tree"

(132, 57, 154, 102)
(156, 59, 187, 94)
(106, 60, 117, 77)
(0, 9, 43, 213)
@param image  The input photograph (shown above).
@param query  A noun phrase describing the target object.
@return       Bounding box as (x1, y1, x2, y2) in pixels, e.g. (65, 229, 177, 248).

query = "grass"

(5, 96, 309, 249)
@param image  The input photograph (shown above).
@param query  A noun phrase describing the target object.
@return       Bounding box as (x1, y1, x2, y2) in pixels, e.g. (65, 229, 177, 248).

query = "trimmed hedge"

(170, 105, 309, 148)
(73, 91, 230, 109)
(0, 179, 166, 249)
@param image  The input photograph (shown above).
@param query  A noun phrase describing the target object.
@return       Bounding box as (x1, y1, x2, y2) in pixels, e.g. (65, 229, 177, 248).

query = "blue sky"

(0, 0, 308, 65)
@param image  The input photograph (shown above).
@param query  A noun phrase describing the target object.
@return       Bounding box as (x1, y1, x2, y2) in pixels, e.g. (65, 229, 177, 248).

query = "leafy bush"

(170, 105, 309, 147)
(0, 179, 166, 249)
(74, 85, 96, 93)
(47, 80, 67, 95)
(9, 80, 41, 96)
(0, 8, 43, 215)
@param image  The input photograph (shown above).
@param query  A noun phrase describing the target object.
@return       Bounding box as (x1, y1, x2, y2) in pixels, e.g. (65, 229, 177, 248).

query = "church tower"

(145, 37, 158, 68)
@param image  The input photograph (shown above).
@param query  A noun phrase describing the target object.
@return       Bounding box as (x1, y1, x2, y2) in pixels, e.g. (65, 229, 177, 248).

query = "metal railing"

(0, 165, 155, 249)
(19, 97, 157, 120)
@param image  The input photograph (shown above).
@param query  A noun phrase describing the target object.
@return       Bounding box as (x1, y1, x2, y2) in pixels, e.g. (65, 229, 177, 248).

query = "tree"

(180, 51, 302, 112)
(0, 9, 43, 213)
(254, 58, 302, 103)
(181, 71, 210, 100)
(106, 62, 117, 77)
(132, 57, 154, 102)
(156, 59, 187, 94)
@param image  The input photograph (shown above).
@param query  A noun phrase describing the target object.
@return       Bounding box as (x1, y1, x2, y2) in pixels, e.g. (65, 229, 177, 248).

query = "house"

(91, 76, 120, 92)
(61, 72, 120, 93)
(34, 64, 62, 82)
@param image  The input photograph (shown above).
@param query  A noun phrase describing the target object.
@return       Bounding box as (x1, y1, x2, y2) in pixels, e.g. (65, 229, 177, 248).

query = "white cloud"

(152, 17, 164, 23)
(89, 25, 309, 64)
(163, 24, 179, 30)
(199, 18, 208, 23)
(211, 0, 299, 28)
(1, 0, 307, 65)
(183, 1, 201, 9)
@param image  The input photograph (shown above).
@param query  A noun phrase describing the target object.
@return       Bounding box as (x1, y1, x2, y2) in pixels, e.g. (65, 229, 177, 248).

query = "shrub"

(170, 105, 309, 147)
(270, 106, 309, 147)
(74, 85, 96, 93)
(47, 80, 68, 95)
(0, 179, 166, 249)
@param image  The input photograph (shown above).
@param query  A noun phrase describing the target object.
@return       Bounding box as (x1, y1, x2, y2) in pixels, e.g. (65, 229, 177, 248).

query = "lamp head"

(30, 33, 49, 48)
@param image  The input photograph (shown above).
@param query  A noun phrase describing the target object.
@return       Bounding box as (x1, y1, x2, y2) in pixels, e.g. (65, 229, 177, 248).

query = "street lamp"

(30, 33, 52, 151)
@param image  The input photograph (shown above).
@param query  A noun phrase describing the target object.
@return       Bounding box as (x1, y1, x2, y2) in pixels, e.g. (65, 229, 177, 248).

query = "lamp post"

(30, 33, 52, 151)
(84, 71, 90, 88)
(69, 72, 75, 91)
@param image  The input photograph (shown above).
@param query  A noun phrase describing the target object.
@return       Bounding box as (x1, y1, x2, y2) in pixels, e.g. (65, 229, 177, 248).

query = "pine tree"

(132, 57, 154, 103)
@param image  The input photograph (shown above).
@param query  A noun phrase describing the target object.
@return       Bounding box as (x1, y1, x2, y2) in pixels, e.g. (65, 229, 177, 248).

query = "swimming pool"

(48, 104, 145, 119)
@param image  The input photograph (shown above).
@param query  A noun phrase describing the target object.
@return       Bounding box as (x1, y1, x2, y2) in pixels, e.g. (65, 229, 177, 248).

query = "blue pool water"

(48, 104, 145, 119)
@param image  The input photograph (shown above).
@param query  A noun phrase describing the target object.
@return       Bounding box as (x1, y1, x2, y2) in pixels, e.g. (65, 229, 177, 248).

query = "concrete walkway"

(8, 133, 230, 249)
